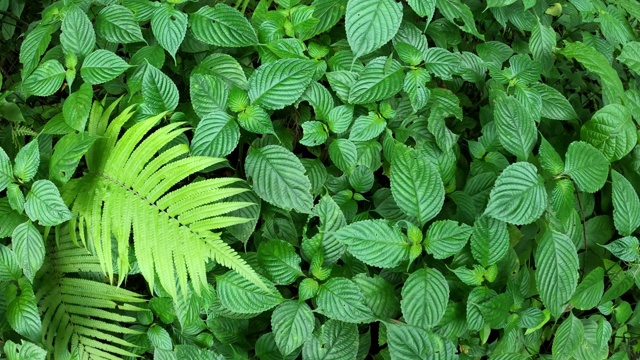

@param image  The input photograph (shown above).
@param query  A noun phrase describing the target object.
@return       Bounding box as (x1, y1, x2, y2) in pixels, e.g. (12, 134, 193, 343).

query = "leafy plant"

(0, 0, 640, 359)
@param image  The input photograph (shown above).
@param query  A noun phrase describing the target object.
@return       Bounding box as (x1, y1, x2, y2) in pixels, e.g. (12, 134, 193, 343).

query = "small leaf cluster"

(1, 0, 640, 358)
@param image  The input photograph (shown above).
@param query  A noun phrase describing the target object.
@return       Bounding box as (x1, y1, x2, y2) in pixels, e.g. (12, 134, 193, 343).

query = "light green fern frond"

(36, 226, 146, 360)
(62, 106, 262, 299)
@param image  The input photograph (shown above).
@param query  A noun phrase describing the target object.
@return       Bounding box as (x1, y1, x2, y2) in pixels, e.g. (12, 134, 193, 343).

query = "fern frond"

(36, 227, 145, 360)
(64, 108, 262, 299)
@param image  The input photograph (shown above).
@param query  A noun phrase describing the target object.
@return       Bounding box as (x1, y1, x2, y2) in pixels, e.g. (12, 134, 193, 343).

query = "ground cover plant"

(0, 0, 640, 358)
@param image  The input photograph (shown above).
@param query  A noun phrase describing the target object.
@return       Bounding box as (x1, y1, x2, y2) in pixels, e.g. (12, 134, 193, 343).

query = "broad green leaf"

(326, 71, 358, 103)
(245, 145, 313, 213)
(0, 147, 12, 191)
(530, 83, 577, 120)
(314, 195, 347, 264)
(553, 314, 584, 360)
(401, 268, 449, 329)
(395, 42, 424, 66)
(486, 0, 517, 7)
(479, 293, 513, 328)
(147, 324, 172, 350)
(248, 59, 316, 110)
(538, 136, 564, 175)
(300, 121, 328, 147)
(348, 57, 404, 104)
(301, 320, 358, 360)
(581, 104, 635, 161)
(348, 165, 374, 193)
(345, 0, 402, 58)
(7, 279, 42, 343)
(404, 68, 431, 112)
(611, 169, 640, 236)
(0, 199, 26, 238)
(197, 53, 248, 90)
(4, 340, 47, 360)
(237, 105, 275, 135)
(151, 4, 187, 60)
(7, 184, 24, 214)
(19, 25, 53, 79)
(467, 286, 496, 331)
(571, 268, 604, 310)
(216, 271, 283, 313)
(560, 41, 624, 104)
(81, 50, 130, 85)
(142, 64, 179, 114)
(536, 230, 579, 318)
(390, 145, 445, 226)
(352, 274, 400, 319)
(190, 4, 258, 47)
(485, 162, 546, 225)
(424, 48, 458, 80)
(95, 5, 145, 44)
(493, 94, 537, 160)
(301, 82, 335, 121)
(317, 277, 375, 323)
(619, 42, 640, 75)
(424, 220, 473, 259)
(386, 323, 445, 360)
(436, 0, 484, 40)
(407, 0, 436, 24)
(563, 141, 609, 193)
(24, 180, 72, 226)
(529, 21, 555, 69)
(451, 265, 485, 286)
(326, 105, 354, 134)
(11, 222, 44, 283)
(258, 239, 304, 285)
(271, 301, 314, 356)
(60, 6, 95, 58)
(191, 110, 240, 157)
(602, 236, 640, 262)
(63, 83, 92, 132)
(13, 140, 39, 184)
(477, 41, 512, 66)
(0, 245, 21, 282)
(335, 220, 409, 268)
(22, 60, 65, 97)
(329, 139, 357, 175)
(349, 112, 386, 142)
(190, 73, 228, 117)
(470, 216, 509, 267)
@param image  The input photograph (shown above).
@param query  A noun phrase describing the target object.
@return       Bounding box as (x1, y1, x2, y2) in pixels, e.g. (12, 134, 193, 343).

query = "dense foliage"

(1, 0, 640, 358)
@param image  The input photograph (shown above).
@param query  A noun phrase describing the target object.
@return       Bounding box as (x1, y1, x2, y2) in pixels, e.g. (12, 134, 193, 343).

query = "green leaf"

(401, 268, 449, 329)
(237, 104, 275, 135)
(560, 41, 624, 104)
(563, 141, 609, 193)
(7, 184, 24, 214)
(301, 82, 335, 121)
(148, 324, 172, 350)
(553, 314, 584, 360)
(245, 145, 313, 213)
(349, 165, 374, 193)
(407, 0, 436, 24)
(470, 216, 509, 267)
(436, 0, 484, 40)
(580, 104, 635, 161)
(317, 277, 375, 323)
(190, 72, 229, 117)
(536, 230, 579, 318)
(11, 222, 44, 283)
(314, 195, 347, 264)
(216, 271, 283, 313)
(484, 162, 547, 225)
(611, 169, 640, 236)
(0, 147, 12, 191)
(424, 220, 473, 259)
(424, 48, 458, 80)
(345, 0, 402, 58)
(190, 4, 258, 47)
(95, 5, 145, 44)
(301, 320, 358, 360)
(191, 110, 240, 157)
(348, 57, 404, 104)
(571, 267, 604, 311)
(349, 112, 386, 142)
(539, 136, 564, 175)
(19, 26, 53, 79)
(386, 323, 445, 360)
(300, 121, 328, 147)
(529, 21, 555, 68)
(24, 180, 72, 227)
(0, 245, 21, 282)
(619, 42, 640, 74)
(326, 105, 354, 134)
(7, 279, 42, 343)
(142, 64, 179, 114)
(467, 286, 496, 331)
(13, 139, 39, 184)
(22, 60, 65, 97)
(60, 6, 95, 58)
(390, 145, 445, 226)
(451, 265, 485, 286)
(63, 83, 92, 132)
(493, 94, 537, 160)
(404, 68, 431, 112)
(198, 53, 248, 90)
(258, 239, 304, 285)
(271, 301, 315, 356)
(531, 83, 576, 120)
(248, 59, 316, 110)
(602, 236, 640, 262)
(4, 340, 47, 360)
(335, 220, 409, 268)
(151, 4, 187, 61)
(352, 274, 400, 319)
(81, 49, 130, 85)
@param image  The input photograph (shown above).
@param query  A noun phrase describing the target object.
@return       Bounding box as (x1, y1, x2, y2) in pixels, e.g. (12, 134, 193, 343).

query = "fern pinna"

(62, 103, 262, 300)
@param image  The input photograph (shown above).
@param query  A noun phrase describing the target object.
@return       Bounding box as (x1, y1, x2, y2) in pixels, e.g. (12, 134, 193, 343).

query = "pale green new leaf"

(581, 104, 635, 161)
(485, 162, 547, 225)
(271, 301, 315, 356)
(60, 6, 95, 58)
(553, 314, 584, 360)
(390, 145, 445, 226)
(493, 94, 537, 160)
(611, 169, 640, 236)
(217, 271, 283, 313)
(190, 4, 258, 47)
(317, 277, 375, 323)
(245, 145, 314, 213)
(571, 267, 604, 310)
(424, 220, 473, 259)
(13, 139, 39, 184)
(25, 180, 72, 227)
(81, 50, 130, 85)
(96, 5, 145, 44)
(335, 220, 410, 268)
(191, 110, 240, 157)
(536, 230, 579, 318)
(248, 59, 316, 110)
(563, 141, 609, 193)
(12, 222, 43, 283)
(258, 239, 304, 285)
(345, 0, 402, 58)
(401, 268, 449, 329)
(151, 4, 187, 61)
(348, 57, 404, 104)
(22, 60, 65, 97)
(470, 216, 509, 267)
